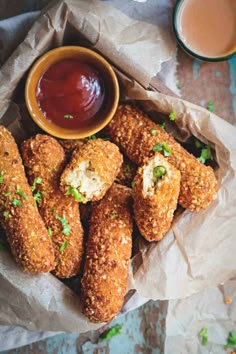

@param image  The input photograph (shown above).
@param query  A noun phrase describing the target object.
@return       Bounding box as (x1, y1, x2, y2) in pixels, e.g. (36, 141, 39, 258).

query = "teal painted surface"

(229, 57, 236, 116)
(0, 301, 167, 354)
(193, 59, 202, 80)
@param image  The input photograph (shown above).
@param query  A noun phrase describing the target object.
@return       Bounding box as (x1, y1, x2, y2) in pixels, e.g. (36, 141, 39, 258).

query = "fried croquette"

(81, 184, 133, 323)
(108, 104, 217, 211)
(60, 139, 123, 203)
(0, 126, 55, 273)
(21, 134, 84, 278)
(133, 154, 181, 241)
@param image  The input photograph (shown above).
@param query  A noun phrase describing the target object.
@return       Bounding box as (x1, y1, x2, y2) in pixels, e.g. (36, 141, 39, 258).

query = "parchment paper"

(0, 0, 235, 334)
(165, 280, 236, 354)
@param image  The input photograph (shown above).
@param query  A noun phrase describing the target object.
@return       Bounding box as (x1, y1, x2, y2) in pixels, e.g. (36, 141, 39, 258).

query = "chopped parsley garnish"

(150, 129, 157, 135)
(110, 211, 119, 219)
(51, 207, 55, 215)
(199, 327, 208, 346)
(176, 81, 181, 89)
(194, 138, 204, 149)
(207, 100, 215, 113)
(31, 177, 42, 192)
(124, 165, 131, 177)
(88, 134, 97, 140)
(55, 215, 71, 236)
(66, 186, 83, 202)
(64, 114, 73, 119)
(158, 122, 166, 129)
(152, 142, 171, 156)
(100, 324, 123, 341)
(131, 181, 136, 189)
(0, 171, 4, 184)
(33, 191, 42, 205)
(198, 146, 213, 164)
(59, 241, 69, 252)
(47, 228, 53, 237)
(12, 198, 22, 207)
(16, 189, 29, 201)
(169, 111, 176, 121)
(153, 166, 166, 180)
(225, 331, 236, 348)
(3, 192, 11, 197)
(3, 211, 9, 218)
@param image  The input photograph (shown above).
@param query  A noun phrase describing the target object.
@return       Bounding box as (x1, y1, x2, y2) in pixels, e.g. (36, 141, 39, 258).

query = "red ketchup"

(36, 59, 105, 129)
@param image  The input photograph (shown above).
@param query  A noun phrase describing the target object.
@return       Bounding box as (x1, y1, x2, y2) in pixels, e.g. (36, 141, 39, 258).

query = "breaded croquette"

(81, 184, 133, 323)
(108, 104, 217, 211)
(60, 139, 123, 203)
(58, 138, 87, 158)
(21, 134, 84, 278)
(0, 126, 55, 273)
(133, 154, 181, 241)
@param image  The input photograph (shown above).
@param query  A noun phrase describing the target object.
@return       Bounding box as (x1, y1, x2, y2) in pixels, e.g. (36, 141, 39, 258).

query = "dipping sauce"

(36, 59, 105, 129)
(177, 0, 236, 58)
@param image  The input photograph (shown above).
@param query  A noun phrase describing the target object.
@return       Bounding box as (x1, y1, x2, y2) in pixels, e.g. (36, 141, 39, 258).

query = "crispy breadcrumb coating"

(60, 139, 123, 203)
(0, 126, 55, 273)
(133, 154, 181, 241)
(108, 104, 217, 211)
(116, 157, 137, 188)
(81, 184, 133, 323)
(21, 134, 84, 278)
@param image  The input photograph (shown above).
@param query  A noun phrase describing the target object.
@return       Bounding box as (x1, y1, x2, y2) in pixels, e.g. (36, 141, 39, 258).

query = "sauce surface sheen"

(36, 59, 105, 129)
(178, 0, 236, 57)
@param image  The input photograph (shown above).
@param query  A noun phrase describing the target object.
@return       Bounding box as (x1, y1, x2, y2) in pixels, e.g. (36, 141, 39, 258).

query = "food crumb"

(224, 297, 232, 305)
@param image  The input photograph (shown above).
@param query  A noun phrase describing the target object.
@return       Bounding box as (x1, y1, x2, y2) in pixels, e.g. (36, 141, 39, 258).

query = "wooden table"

(1, 49, 235, 354)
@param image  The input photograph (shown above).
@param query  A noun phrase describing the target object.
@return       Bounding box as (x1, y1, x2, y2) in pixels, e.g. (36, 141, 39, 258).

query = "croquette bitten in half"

(60, 139, 123, 203)
(21, 134, 84, 278)
(0, 126, 55, 273)
(133, 154, 181, 241)
(81, 184, 133, 323)
(108, 104, 218, 211)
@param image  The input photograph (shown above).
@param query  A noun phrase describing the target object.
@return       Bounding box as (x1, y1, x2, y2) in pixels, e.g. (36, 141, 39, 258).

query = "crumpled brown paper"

(0, 0, 235, 333)
(165, 279, 236, 354)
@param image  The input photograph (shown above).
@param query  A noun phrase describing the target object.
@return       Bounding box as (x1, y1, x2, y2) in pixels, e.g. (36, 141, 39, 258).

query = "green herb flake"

(64, 114, 74, 119)
(199, 327, 208, 346)
(150, 129, 157, 135)
(225, 331, 236, 348)
(55, 215, 71, 236)
(207, 100, 215, 113)
(16, 189, 29, 201)
(110, 211, 119, 219)
(3, 211, 9, 218)
(153, 166, 166, 180)
(47, 228, 53, 237)
(100, 324, 122, 341)
(0, 171, 4, 184)
(66, 186, 83, 202)
(176, 81, 181, 89)
(194, 139, 204, 149)
(169, 111, 176, 121)
(152, 144, 163, 152)
(12, 198, 22, 207)
(3, 192, 11, 197)
(88, 134, 97, 140)
(31, 177, 42, 192)
(0, 243, 7, 252)
(51, 207, 55, 215)
(162, 142, 171, 156)
(198, 146, 213, 164)
(131, 181, 136, 189)
(33, 191, 42, 205)
(158, 122, 166, 129)
(59, 241, 68, 252)
(124, 165, 131, 177)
